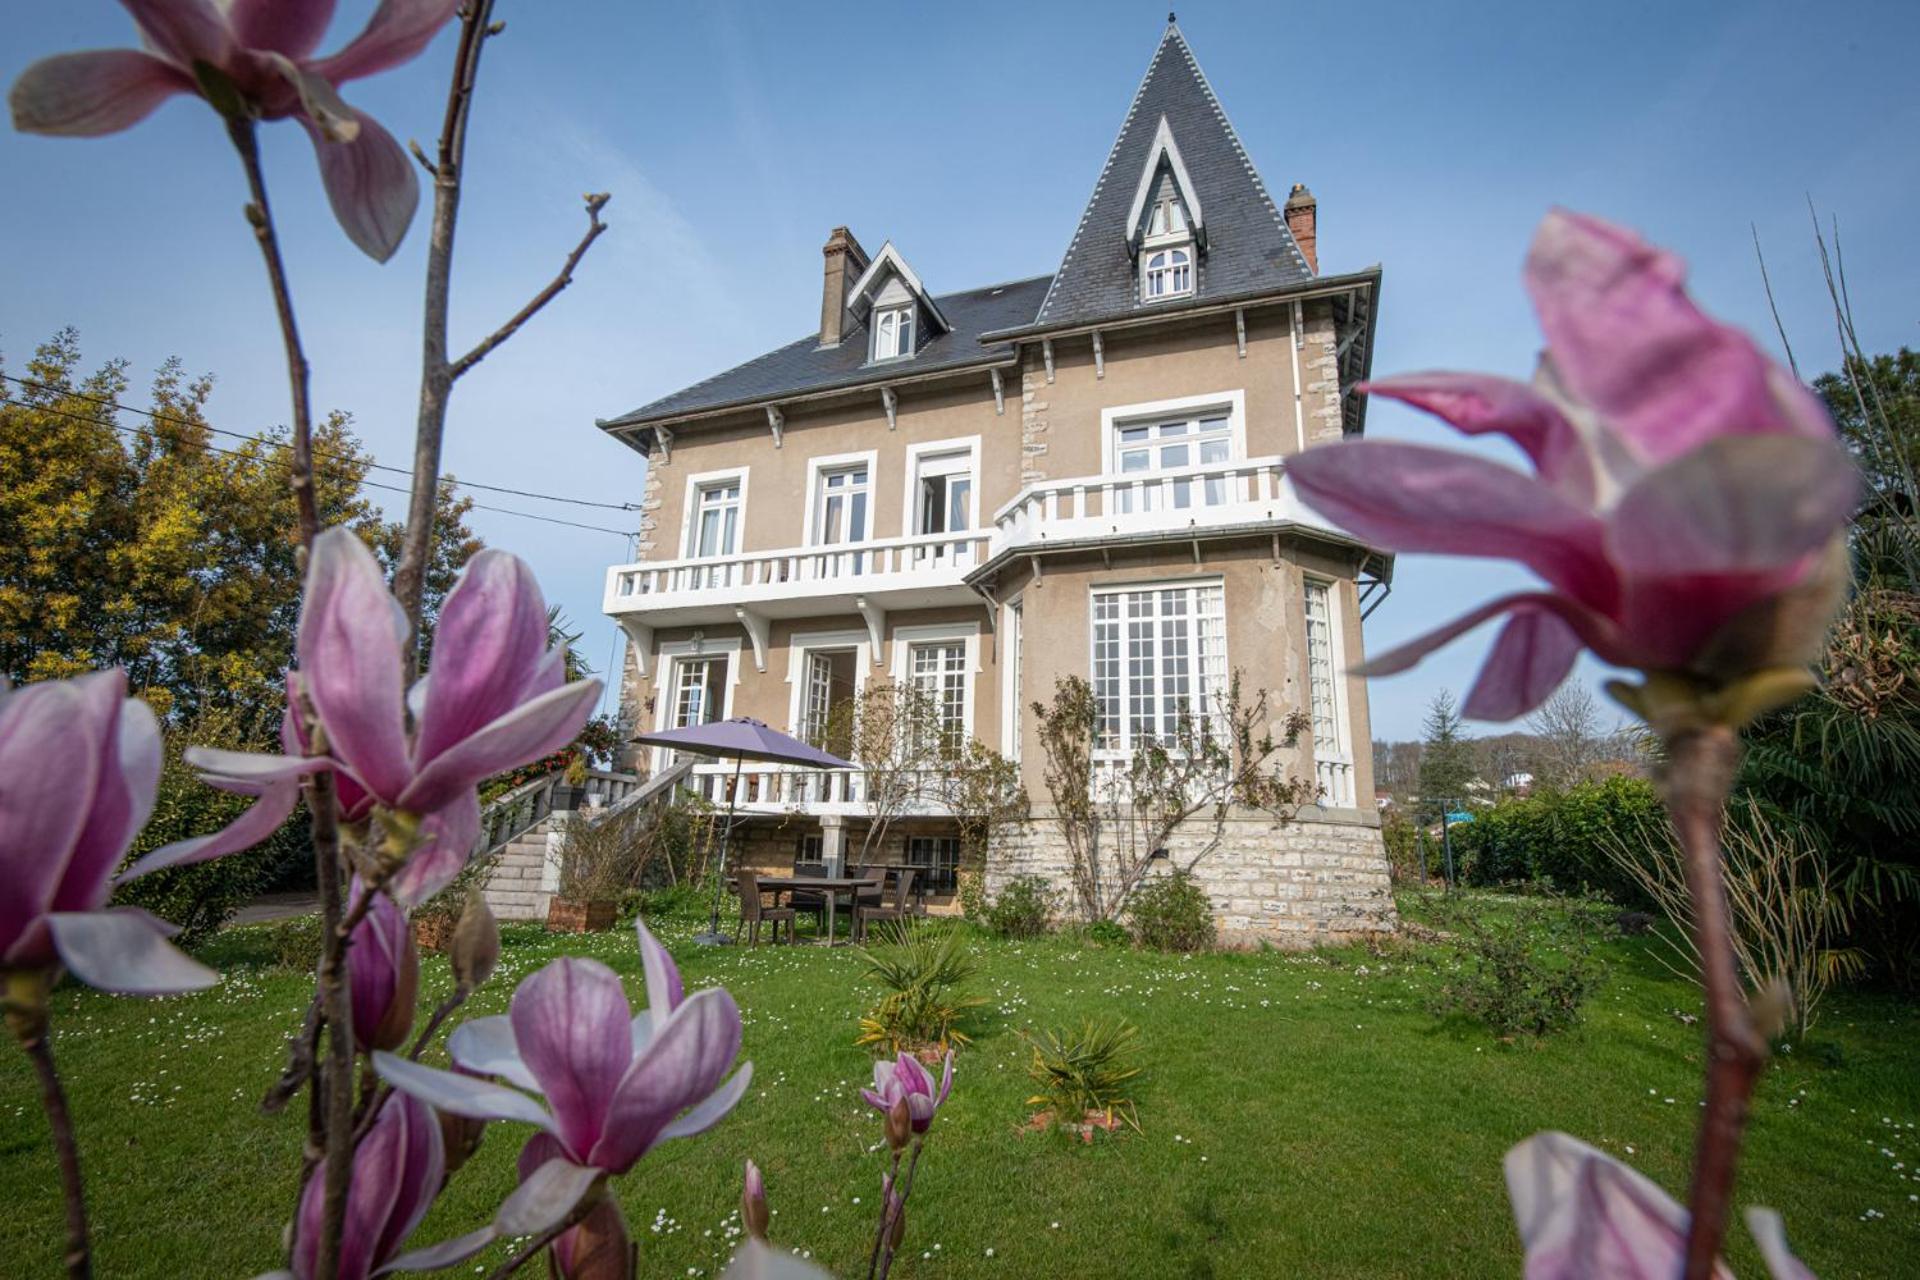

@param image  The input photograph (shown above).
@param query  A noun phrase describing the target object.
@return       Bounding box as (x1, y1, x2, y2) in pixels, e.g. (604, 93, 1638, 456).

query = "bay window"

(1090, 580, 1226, 755)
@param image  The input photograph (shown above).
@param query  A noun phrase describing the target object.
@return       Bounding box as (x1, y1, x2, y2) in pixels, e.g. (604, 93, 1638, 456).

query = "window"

(1303, 580, 1353, 804)
(800, 648, 858, 755)
(1113, 412, 1233, 511)
(907, 640, 967, 751)
(873, 305, 915, 360)
(795, 834, 824, 868)
(1142, 247, 1192, 300)
(813, 463, 870, 546)
(1090, 581, 1226, 755)
(671, 655, 729, 729)
(1007, 601, 1023, 762)
(908, 445, 975, 568)
(906, 835, 961, 895)
(1145, 196, 1188, 240)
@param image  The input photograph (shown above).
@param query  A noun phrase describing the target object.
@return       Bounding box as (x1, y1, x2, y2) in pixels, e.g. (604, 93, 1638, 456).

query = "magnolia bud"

(438, 1103, 486, 1175)
(886, 1097, 912, 1151)
(741, 1159, 770, 1241)
(886, 1194, 907, 1250)
(450, 891, 500, 994)
(565, 1196, 635, 1280)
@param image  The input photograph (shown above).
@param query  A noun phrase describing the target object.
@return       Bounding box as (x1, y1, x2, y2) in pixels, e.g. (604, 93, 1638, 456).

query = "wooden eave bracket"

(766, 405, 784, 448)
(734, 606, 770, 673)
(855, 596, 886, 663)
(880, 385, 898, 431)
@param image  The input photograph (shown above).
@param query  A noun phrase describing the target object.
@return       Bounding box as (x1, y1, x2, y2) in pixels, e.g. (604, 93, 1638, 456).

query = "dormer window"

(1145, 196, 1188, 241)
(873, 304, 915, 360)
(1143, 247, 1192, 300)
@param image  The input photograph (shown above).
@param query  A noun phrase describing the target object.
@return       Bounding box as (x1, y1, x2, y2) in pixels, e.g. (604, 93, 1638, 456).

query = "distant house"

(1502, 772, 1535, 796)
(595, 20, 1394, 942)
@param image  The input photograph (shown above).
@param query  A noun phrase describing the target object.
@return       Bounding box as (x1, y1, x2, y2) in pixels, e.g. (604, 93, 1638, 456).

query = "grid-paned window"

(1143, 247, 1192, 299)
(671, 656, 728, 729)
(1114, 413, 1232, 511)
(1090, 582, 1225, 754)
(1303, 580, 1342, 757)
(692, 480, 741, 558)
(906, 835, 961, 895)
(908, 640, 967, 749)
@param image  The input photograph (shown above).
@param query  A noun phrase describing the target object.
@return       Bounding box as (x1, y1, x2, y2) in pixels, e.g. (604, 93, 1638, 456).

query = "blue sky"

(5, 1, 1917, 741)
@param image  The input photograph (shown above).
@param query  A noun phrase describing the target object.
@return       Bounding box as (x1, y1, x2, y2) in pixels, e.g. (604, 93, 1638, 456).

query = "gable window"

(1142, 247, 1192, 301)
(873, 305, 915, 360)
(1090, 580, 1226, 757)
(1145, 195, 1188, 240)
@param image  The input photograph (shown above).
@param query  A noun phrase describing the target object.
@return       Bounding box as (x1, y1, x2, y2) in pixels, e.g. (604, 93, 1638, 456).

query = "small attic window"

(873, 305, 915, 360)
(1143, 247, 1192, 301)
(1145, 196, 1188, 242)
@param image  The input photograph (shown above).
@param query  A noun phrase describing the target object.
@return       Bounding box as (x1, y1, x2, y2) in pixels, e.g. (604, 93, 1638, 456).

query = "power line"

(0, 372, 641, 513)
(6, 394, 638, 543)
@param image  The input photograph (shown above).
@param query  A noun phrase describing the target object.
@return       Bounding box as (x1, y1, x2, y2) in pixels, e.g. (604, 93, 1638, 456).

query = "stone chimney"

(818, 226, 870, 347)
(1284, 184, 1317, 274)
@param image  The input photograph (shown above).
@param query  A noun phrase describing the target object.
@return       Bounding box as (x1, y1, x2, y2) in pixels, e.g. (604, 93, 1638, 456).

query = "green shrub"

(112, 706, 305, 947)
(854, 921, 983, 1055)
(1024, 1015, 1142, 1134)
(1429, 895, 1616, 1037)
(1127, 870, 1216, 953)
(265, 915, 323, 974)
(1084, 918, 1130, 948)
(1453, 776, 1664, 903)
(985, 874, 1055, 939)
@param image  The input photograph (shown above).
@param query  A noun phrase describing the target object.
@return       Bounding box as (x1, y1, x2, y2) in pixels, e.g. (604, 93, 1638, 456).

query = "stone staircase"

(476, 763, 691, 922)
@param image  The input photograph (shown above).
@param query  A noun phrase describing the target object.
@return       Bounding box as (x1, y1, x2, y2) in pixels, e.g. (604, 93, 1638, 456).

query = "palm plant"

(853, 921, 983, 1055)
(1024, 1015, 1143, 1135)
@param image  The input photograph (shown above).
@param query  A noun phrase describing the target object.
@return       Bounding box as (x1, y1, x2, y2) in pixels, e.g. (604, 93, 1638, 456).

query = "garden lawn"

(3, 894, 1918, 1279)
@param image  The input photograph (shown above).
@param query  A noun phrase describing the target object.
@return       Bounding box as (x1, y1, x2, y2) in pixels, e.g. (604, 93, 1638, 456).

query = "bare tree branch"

(449, 193, 610, 381)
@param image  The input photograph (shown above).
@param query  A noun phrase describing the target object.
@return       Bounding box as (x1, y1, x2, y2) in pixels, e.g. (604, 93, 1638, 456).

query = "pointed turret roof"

(1032, 21, 1313, 329)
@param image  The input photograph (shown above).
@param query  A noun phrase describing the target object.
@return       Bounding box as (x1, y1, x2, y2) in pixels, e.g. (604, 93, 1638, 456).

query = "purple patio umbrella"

(631, 717, 854, 945)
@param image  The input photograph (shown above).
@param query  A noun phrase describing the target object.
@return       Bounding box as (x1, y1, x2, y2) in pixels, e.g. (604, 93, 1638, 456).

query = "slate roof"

(602, 274, 1051, 431)
(1027, 22, 1313, 332)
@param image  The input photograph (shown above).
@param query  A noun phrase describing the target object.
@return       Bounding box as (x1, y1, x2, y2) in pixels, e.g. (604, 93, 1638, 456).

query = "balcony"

(604, 456, 1355, 647)
(989, 454, 1341, 554)
(679, 761, 955, 818)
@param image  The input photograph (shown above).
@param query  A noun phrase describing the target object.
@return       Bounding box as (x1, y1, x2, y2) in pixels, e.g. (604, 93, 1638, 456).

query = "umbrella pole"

(696, 755, 746, 946)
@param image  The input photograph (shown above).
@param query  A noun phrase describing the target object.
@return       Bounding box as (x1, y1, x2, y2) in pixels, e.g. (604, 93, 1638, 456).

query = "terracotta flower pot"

(547, 897, 618, 934)
(413, 915, 458, 953)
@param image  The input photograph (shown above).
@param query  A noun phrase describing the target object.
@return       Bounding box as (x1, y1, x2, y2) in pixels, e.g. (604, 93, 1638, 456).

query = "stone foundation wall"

(987, 808, 1396, 946)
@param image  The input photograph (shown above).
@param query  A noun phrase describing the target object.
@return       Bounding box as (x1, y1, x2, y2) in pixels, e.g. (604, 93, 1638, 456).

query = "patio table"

(752, 875, 881, 946)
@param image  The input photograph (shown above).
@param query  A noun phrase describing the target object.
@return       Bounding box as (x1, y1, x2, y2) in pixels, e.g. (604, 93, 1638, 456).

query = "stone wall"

(987, 807, 1396, 946)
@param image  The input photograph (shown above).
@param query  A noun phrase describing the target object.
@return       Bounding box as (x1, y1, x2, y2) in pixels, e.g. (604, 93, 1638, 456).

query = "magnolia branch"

(449, 193, 611, 381)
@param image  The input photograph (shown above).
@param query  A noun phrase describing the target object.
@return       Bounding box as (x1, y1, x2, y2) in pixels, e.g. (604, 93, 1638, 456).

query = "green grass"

(3, 892, 1918, 1278)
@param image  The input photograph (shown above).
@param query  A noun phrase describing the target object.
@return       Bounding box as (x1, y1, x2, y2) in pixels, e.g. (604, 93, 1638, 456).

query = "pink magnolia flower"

(348, 876, 419, 1053)
(517, 1134, 633, 1280)
(1, 669, 272, 994)
(187, 527, 600, 906)
(1287, 210, 1859, 720)
(373, 919, 751, 1175)
(287, 1092, 444, 1280)
(1506, 1131, 1815, 1279)
(8, 0, 458, 260)
(860, 1051, 953, 1135)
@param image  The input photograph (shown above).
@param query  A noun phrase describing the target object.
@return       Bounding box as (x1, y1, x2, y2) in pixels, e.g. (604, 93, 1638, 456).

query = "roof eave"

(977, 265, 1382, 345)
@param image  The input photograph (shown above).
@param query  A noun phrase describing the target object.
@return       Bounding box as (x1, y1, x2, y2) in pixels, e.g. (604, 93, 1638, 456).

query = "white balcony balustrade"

(990, 455, 1323, 549)
(676, 761, 957, 817)
(1315, 755, 1356, 809)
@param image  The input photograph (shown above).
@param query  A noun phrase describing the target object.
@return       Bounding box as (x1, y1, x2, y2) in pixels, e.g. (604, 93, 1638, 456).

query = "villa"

(595, 19, 1395, 942)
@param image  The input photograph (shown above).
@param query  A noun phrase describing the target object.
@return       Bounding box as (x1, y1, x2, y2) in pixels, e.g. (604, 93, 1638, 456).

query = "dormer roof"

(1124, 116, 1204, 255)
(1033, 20, 1313, 328)
(844, 242, 951, 335)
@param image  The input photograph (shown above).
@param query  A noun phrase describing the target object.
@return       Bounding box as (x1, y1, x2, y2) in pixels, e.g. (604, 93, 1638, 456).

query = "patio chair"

(787, 861, 830, 935)
(854, 867, 916, 942)
(738, 870, 796, 945)
(850, 864, 886, 910)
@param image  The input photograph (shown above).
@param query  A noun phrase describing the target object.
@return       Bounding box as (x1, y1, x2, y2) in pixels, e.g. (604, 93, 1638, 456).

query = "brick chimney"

(818, 226, 870, 346)
(1284, 184, 1317, 274)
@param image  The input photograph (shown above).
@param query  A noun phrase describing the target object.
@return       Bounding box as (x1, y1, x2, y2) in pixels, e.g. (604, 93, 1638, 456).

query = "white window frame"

(1000, 596, 1024, 761)
(1099, 390, 1247, 474)
(1302, 575, 1355, 802)
(900, 434, 982, 539)
(800, 449, 879, 548)
(649, 636, 741, 769)
(783, 628, 874, 740)
(872, 304, 915, 360)
(889, 621, 981, 743)
(679, 467, 749, 559)
(1141, 245, 1193, 302)
(1087, 576, 1228, 760)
